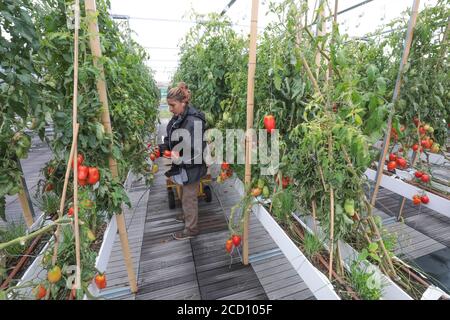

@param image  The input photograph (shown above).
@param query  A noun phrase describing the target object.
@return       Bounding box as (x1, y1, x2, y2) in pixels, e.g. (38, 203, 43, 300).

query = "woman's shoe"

(172, 230, 198, 240)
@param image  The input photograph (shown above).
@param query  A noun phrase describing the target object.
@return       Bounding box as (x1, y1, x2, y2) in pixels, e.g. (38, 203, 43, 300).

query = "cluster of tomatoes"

(217, 162, 233, 183)
(34, 269, 106, 300)
(251, 178, 270, 198)
(72, 154, 100, 187)
(225, 234, 242, 253)
(387, 153, 408, 171)
(149, 144, 173, 161)
(411, 119, 440, 153)
(275, 174, 291, 189)
(149, 144, 161, 161)
(412, 193, 430, 205)
(414, 170, 431, 184)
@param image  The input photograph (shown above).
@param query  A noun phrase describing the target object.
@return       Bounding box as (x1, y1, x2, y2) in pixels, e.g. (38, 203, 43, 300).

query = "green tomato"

(223, 112, 232, 123)
(262, 186, 270, 198)
(344, 199, 355, 216)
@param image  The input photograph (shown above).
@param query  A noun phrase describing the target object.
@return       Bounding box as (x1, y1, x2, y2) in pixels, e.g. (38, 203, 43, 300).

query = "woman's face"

(167, 99, 185, 116)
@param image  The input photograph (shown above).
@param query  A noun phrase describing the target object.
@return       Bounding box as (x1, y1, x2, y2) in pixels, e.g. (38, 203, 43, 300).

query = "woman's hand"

(171, 150, 180, 163)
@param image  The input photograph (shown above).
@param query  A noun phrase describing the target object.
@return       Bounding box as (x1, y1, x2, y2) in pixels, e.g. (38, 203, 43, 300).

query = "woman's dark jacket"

(158, 105, 207, 185)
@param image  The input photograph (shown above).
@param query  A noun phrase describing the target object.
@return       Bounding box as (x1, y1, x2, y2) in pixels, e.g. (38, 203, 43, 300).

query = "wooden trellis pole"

(243, 0, 259, 266)
(52, 124, 78, 266)
(315, 0, 326, 79)
(85, 0, 137, 292)
(71, 0, 82, 289)
(370, 0, 420, 206)
(17, 166, 34, 228)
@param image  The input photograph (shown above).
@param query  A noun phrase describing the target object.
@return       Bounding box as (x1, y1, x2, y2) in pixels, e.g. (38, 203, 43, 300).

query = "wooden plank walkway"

(374, 187, 450, 249)
(212, 179, 316, 300)
(134, 158, 268, 300)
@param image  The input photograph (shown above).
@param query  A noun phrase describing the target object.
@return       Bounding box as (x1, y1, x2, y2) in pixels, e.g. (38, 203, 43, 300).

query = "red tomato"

(421, 140, 431, 149)
(396, 157, 407, 169)
(34, 284, 47, 300)
(263, 115, 276, 133)
(419, 126, 427, 135)
(420, 174, 430, 183)
(155, 149, 161, 158)
(68, 207, 74, 217)
(87, 167, 100, 185)
(78, 165, 89, 180)
(412, 144, 419, 152)
(232, 235, 241, 246)
(72, 154, 84, 168)
(150, 153, 156, 161)
(221, 162, 230, 170)
(387, 161, 397, 171)
(389, 153, 397, 162)
(164, 150, 171, 158)
(45, 183, 54, 192)
(420, 195, 430, 204)
(414, 171, 423, 178)
(412, 195, 421, 205)
(94, 274, 107, 289)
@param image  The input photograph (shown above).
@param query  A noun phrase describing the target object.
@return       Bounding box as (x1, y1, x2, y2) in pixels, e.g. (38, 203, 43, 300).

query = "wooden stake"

(52, 124, 79, 266)
(370, 0, 420, 206)
(327, 132, 335, 280)
(328, 187, 334, 280)
(85, 0, 137, 292)
(327, 0, 338, 82)
(14, 155, 35, 228)
(315, 0, 325, 79)
(71, 0, 82, 289)
(311, 199, 317, 232)
(242, 0, 259, 266)
(18, 185, 33, 228)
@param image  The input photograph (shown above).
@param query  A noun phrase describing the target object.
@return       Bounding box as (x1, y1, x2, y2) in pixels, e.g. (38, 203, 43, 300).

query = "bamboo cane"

(315, 0, 325, 79)
(328, 134, 334, 280)
(370, 0, 420, 207)
(85, 0, 137, 292)
(71, 0, 82, 289)
(243, 0, 259, 266)
(327, 0, 338, 83)
(52, 124, 79, 265)
(17, 185, 34, 228)
(311, 199, 317, 232)
(328, 187, 335, 280)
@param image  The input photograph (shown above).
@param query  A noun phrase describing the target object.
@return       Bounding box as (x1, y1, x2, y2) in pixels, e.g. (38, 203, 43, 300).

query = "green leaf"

(368, 242, 378, 253)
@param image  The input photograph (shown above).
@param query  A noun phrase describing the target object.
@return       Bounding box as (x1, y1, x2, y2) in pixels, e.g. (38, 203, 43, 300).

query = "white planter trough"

(85, 170, 133, 299)
(10, 170, 133, 300)
(293, 214, 413, 300)
(365, 168, 450, 219)
(232, 178, 340, 300)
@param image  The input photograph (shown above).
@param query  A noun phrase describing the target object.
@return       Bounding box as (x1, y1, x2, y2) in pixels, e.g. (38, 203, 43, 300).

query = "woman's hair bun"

(167, 82, 191, 103)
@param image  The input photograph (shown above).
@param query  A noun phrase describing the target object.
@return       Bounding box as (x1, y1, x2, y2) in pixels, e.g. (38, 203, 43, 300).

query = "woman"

(159, 82, 207, 240)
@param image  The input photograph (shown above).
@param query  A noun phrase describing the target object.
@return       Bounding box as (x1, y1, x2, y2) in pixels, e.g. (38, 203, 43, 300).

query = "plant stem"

(0, 218, 70, 251)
